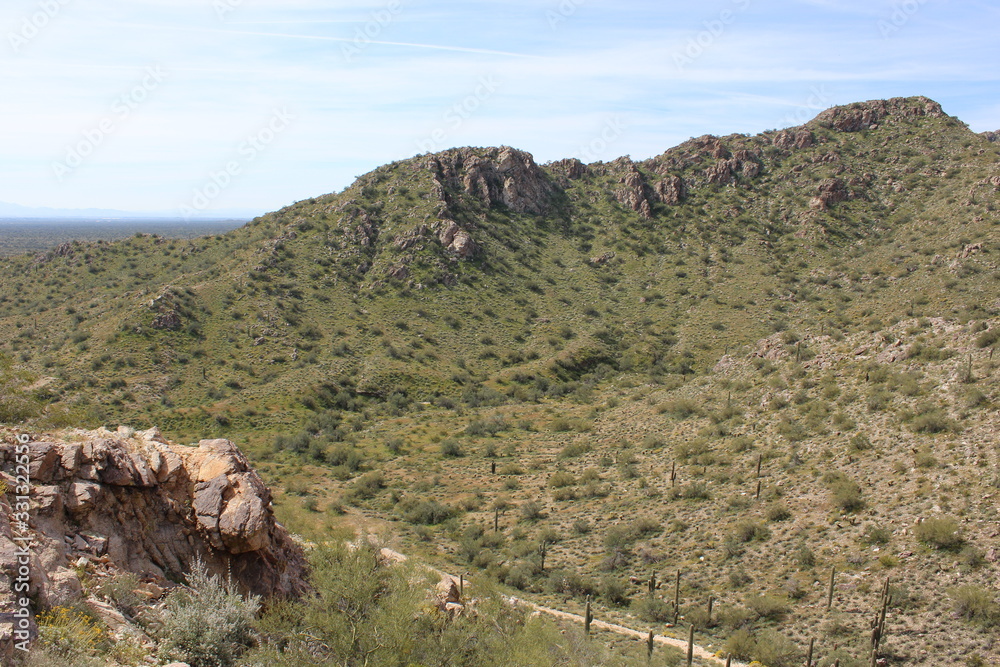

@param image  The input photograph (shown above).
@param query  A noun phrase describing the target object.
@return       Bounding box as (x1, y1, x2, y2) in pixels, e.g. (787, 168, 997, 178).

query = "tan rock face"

(0, 428, 308, 655)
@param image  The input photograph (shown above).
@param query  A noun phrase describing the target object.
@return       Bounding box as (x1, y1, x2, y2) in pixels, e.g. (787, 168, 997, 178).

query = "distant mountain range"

(0, 200, 261, 221)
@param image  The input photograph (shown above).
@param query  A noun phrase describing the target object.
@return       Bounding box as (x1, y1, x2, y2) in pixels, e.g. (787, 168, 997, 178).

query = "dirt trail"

(378, 547, 744, 666)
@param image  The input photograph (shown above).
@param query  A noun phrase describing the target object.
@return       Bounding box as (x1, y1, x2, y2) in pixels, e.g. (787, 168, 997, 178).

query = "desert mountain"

(1, 96, 999, 665)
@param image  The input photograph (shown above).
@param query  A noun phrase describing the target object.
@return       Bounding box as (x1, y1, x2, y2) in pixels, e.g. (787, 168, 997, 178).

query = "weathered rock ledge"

(0, 427, 308, 655)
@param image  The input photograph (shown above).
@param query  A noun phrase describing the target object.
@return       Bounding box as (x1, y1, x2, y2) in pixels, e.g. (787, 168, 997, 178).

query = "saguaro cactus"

(827, 567, 836, 611)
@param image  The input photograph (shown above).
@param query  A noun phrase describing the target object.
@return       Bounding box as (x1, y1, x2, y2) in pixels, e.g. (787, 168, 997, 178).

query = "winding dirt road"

(378, 547, 744, 666)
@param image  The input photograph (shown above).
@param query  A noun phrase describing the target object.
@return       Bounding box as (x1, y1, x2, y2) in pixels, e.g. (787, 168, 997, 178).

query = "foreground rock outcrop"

(0, 427, 308, 656)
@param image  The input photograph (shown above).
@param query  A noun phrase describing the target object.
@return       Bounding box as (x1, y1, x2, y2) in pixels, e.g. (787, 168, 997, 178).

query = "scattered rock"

(959, 243, 984, 259)
(590, 252, 616, 267)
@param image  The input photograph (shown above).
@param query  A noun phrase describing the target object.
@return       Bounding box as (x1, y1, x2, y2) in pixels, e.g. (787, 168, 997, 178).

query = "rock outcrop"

(983, 131, 999, 143)
(813, 96, 944, 132)
(611, 158, 653, 219)
(0, 428, 308, 655)
(436, 220, 479, 259)
(772, 129, 815, 150)
(429, 146, 558, 215)
(809, 178, 852, 210)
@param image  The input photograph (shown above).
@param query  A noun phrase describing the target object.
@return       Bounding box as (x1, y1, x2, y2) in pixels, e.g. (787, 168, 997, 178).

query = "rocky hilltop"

(0, 428, 307, 657)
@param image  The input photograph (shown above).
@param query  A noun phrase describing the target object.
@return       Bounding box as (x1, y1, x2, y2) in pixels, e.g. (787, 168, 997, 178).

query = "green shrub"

(97, 572, 142, 616)
(825, 473, 864, 512)
(861, 525, 892, 545)
(723, 629, 755, 660)
(547, 471, 576, 488)
(150, 560, 260, 667)
(346, 472, 385, 501)
(765, 503, 792, 522)
(670, 482, 711, 501)
(952, 585, 1000, 626)
(752, 629, 800, 667)
(975, 328, 999, 348)
(915, 517, 964, 550)
(0, 354, 42, 422)
(745, 594, 789, 621)
(659, 398, 702, 419)
(440, 439, 464, 458)
(557, 442, 592, 459)
(598, 576, 629, 606)
(401, 499, 454, 525)
(631, 596, 673, 622)
(910, 405, 958, 434)
(520, 500, 545, 522)
(794, 543, 816, 568)
(550, 417, 572, 432)
(732, 520, 770, 543)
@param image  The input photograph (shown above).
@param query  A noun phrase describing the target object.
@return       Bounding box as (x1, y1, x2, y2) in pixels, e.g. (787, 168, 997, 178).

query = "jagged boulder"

(809, 178, 851, 210)
(436, 220, 479, 259)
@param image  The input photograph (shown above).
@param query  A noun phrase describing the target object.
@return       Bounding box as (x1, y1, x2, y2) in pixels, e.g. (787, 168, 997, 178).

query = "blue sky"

(1, 0, 998, 217)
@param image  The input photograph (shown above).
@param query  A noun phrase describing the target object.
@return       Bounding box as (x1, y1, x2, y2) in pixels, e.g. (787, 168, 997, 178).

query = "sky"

(1, 0, 998, 217)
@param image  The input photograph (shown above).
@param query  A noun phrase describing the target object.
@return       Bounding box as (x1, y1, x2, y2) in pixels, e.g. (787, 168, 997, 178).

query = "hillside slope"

(1, 96, 999, 665)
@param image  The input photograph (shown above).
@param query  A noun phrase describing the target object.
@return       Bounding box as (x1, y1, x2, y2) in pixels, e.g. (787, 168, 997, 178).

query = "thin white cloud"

(0, 0, 997, 212)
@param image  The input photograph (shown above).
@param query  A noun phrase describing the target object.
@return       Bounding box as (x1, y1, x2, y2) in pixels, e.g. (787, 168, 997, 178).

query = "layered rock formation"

(0, 428, 308, 656)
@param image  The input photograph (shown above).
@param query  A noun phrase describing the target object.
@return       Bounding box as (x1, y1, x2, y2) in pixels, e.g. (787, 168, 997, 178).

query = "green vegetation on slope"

(3, 96, 1000, 666)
